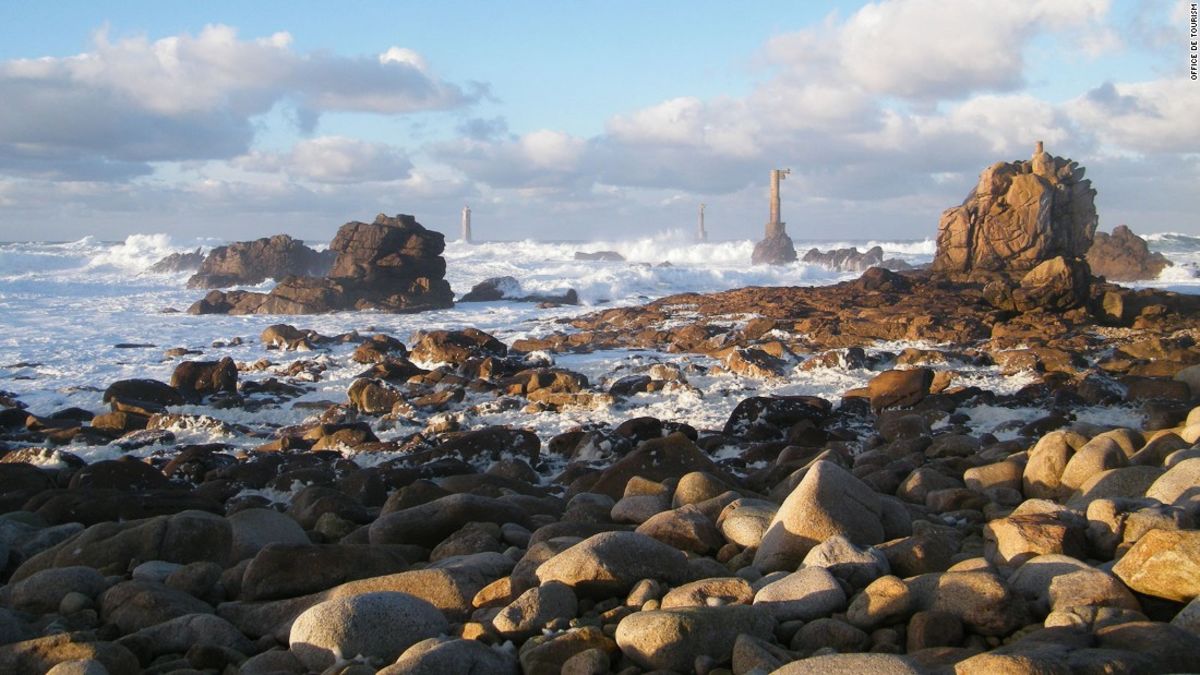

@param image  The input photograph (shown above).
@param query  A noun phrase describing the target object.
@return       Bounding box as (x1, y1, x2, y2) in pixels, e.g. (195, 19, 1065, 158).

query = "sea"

(1, 230, 1197, 474)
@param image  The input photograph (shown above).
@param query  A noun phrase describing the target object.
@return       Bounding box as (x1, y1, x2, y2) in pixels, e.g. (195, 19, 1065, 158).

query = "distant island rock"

(186, 234, 334, 289)
(1086, 224, 1172, 281)
(802, 246, 911, 273)
(933, 142, 1097, 277)
(575, 250, 625, 262)
(189, 213, 453, 315)
(459, 276, 578, 305)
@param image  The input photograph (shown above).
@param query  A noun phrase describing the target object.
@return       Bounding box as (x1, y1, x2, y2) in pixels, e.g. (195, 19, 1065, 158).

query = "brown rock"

(932, 144, 1097, 275)
(1112, 529, 1200, 602)
(1086, 225, 1171, 282)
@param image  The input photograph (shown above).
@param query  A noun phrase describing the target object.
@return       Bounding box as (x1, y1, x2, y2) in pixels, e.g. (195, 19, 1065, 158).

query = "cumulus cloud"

(434, 129, 590, 189)
(1067, 80, 1200, 154)
(766, 0, 1111, 101)
(235, 136, 413, 183)
(0, 24, 474, 179)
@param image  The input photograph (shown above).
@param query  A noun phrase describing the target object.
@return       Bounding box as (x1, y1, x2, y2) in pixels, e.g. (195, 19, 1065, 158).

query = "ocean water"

(0, 230, 1192, 472)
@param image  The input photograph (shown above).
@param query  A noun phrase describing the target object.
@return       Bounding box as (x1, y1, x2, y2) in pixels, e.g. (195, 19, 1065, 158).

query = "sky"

(0, 0, 1196, 243)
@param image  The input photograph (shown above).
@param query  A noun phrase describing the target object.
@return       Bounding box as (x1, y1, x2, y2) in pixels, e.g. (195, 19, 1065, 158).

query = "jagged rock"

(188, 213, 453, 314)
(147, 248, 205, 274)
(752, 231, 797, 265)
(1086, 225, 1171, 281)
(186, 234, 332, 288)
(933, 143, 1097, 275)
(802, 246, 911, 273)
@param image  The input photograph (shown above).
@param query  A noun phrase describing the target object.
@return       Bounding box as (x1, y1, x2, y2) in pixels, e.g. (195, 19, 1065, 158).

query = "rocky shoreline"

(1, 261, 1199, 673)
(0, 145, 1198, 674)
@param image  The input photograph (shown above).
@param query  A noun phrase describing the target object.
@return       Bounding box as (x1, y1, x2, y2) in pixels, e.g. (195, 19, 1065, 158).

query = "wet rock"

(169, 357, 238, 401)
(867, 368, 934, 411)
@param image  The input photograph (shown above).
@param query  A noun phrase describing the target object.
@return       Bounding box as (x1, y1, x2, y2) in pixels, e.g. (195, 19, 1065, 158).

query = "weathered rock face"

(802, 247, 911, 273)
(752, 231, 798, 265)
(933, 144, 1097, 276)
(186, 235, 333, 289)
(187, 214, 454, 315)
(1086, 225, 1171, 281)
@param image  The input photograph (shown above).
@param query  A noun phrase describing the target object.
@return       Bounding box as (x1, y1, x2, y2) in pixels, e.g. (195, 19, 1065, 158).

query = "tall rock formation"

(752, 168, 798, 265)
(1086, 225, 1171, 281)
(189, 214, 454, 315)
(932, 142, 1097, 276)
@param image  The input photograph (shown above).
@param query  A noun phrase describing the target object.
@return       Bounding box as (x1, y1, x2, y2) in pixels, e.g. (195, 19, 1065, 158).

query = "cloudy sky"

(0, 0, 1195, 243)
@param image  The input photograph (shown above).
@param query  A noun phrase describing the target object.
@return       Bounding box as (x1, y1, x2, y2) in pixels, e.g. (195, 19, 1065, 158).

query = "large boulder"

(932, 143, 1097, 275)
(754, 460, 885, 572)
(535, 531, 690, 597)
(188, 213, 454, 315)
(1012, 256, 1091, 313)
(186, 234, 332, 288)
(11, 511, 232, 581)
(1086, 225, 1171, 281)
(614, 605, 775, 672)
(288, 591, 448, 671)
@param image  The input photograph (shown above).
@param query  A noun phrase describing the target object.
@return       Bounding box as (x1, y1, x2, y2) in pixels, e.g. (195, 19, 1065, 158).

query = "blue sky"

(0, 0, 1195, 242)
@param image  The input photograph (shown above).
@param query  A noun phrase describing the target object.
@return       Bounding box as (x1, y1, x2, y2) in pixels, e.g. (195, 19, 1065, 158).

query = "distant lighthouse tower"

(461, 204, 473, 243)
(697, 203, 707, 242)
(766, 168, 791, 238)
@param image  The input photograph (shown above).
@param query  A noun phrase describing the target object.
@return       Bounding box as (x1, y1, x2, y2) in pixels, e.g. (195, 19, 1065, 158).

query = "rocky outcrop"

(802, 246, 911, 273)
(752, 230, 797, 265)
(933, 143, 1097, 276)
(186, 235, 333, 289)
(147, 249, 205, 274)
(1086, 225, 1171, 281)
(187, 214, 454, 315)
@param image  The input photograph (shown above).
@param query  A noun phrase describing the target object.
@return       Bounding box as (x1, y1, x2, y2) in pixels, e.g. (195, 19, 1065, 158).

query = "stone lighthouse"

(751, 168, 798, 264)
(461, 205, 472, 243)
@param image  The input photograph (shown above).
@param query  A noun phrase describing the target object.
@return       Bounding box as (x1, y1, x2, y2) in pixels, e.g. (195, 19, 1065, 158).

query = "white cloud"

(1067, 79, 1200, 154)
(0, 24, 474, 179)
(766, 0, 1112, 101)
(235, 136, 413, 183)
